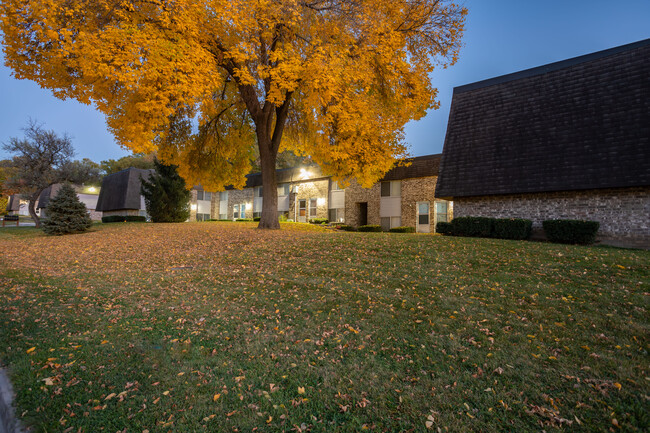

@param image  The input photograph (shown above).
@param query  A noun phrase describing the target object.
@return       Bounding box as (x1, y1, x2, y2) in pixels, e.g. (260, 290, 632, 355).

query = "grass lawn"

(0, 222, 648, 432)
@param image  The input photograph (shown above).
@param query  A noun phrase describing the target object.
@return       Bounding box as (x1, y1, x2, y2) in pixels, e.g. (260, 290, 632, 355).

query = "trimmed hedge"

(492, 218, 533, 240)
(235, 218, 253, 222)
(309, 218, 329, 225)
(543, 219, 600, 245)
(102, 215, 147, 223)
(358, 224, 382, 232)
(253, 217, 261, 221)
(389, 226, 415, 233)
(435, 221, 453, 235)
(452, 216, 493, 237)
(440, 216, 532, 240)
(338, 225, 356, 232)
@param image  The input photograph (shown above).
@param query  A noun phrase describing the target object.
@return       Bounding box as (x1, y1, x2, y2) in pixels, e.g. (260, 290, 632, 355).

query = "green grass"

(0, 222, 648, 432)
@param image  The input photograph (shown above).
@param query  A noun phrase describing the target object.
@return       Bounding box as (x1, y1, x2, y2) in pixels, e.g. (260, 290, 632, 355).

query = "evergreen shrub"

(389, 226, 415, 233)
(42, 184, 92, 235)
(358, 224, 382, 232)
(543, 219, 600, 245)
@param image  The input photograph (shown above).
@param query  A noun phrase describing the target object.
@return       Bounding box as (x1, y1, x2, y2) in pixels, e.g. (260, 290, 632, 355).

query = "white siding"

(278, 195, 290, 211)
(219, 200, 228, 215)
(197, 200, 211, 214)
(77, 193, 99, 211)
(329, 190, 345, 209)
(254, 197, 263, 213)
(139, 195, 147, 211)
(380, 197, 401, 217)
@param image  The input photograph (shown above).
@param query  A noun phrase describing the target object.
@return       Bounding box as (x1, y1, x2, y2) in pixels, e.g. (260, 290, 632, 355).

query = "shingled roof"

(436, 39, 650, 199)
(96, 167, 153, 211)
(381, 154, 441, 181)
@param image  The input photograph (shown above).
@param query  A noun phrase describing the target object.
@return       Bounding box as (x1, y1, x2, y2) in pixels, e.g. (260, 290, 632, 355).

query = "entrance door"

(358, 202, 368, 226)
(298, 199, 307, 222)
(416, 201, 430, 233)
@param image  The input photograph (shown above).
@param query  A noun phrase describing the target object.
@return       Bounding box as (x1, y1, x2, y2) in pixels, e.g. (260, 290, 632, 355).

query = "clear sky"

(1, 0, 649, 162)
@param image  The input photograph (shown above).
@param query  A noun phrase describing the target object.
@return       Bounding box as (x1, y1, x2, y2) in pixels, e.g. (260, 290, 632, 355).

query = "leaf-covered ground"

(0, 222, 648, 432)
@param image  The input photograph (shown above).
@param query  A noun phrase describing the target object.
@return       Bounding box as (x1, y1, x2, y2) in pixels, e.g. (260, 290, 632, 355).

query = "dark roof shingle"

(96, 168, 153, 211)
(436, 39, 650, 199)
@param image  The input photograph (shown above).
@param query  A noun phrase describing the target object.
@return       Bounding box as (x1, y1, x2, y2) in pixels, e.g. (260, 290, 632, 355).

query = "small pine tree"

(140, 159, 190, 223)
(41, 184, 93, 235)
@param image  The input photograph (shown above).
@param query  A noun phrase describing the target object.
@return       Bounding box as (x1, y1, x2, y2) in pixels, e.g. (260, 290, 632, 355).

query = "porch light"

(299, 168, 311, 179)
(317, 197, 326, 206)
(190, 204, 197, 211)
(246, 202, 253, 210)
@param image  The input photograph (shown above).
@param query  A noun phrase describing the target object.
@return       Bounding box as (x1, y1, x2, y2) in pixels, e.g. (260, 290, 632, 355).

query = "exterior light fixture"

(317, 197, 326, 206)
(88, 186, 97, 193)
(246, 202, 253, 210)
(190, 204, 197, 211)
(299, 168, 311, 179)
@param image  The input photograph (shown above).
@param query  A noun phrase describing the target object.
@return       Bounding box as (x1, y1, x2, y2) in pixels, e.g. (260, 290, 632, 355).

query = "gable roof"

(381, 154, 441, 181)
(96, 167, 153, 211)
(436, 39, 650, 199)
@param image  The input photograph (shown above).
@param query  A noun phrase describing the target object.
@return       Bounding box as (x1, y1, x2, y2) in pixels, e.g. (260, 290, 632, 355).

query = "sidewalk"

(0, 369, 22, 433)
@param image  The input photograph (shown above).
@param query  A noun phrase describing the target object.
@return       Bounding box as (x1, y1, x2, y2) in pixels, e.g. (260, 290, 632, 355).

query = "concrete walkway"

(0, 369, 22, 433)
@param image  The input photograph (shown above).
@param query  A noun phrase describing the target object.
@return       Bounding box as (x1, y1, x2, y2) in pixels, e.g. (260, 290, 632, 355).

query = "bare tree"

(3, 120, 75, 227)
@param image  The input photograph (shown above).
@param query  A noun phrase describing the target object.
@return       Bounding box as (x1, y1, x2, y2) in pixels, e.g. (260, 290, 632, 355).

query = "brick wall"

(344, 176, 452, 230)
(189, 189, 198, 221)
(227, 188, 254, 219)
(452, 187, 650, 244)
(344, 180, 381, 226)
(289, 179, 329, 221)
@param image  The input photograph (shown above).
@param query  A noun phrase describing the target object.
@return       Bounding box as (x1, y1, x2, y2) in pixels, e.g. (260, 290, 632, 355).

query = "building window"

(255, 186, 263, 198)
(435, 201, 449, 223)
(329, 208, 344, 223)
(234, 204, 246, 219)
(196, 213, 210, 221)
(196, 190, 203, 201)
(330, 180, 343, 191)
(204, 192, 211, 201)
(233, 205, 239, 219)
(380, 216, 401, 230)
(253, 212, 261, 219)
(380, 180, 400, 197)
(309, 198, 318, 217)
(277, 183, 290, 196)
(219, 191, 228, 201)
(418, 202, 430, 225)
(219, 214, 227, 220)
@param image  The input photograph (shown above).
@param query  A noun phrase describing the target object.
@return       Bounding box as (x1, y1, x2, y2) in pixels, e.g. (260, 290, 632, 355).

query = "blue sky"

(1, 0, 649, 162)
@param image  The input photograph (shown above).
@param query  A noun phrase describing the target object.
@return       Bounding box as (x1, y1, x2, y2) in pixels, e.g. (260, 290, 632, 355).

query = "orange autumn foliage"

(1, 0, 466, 227)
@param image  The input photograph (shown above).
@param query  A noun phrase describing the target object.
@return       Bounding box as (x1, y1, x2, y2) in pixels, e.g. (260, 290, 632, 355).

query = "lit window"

(309, 198, 318, 217)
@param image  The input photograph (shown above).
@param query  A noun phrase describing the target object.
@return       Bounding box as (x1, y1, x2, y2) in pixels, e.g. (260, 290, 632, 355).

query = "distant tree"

(0, 160, 18, 216)
(2, 120, 77, 227)
(100, 154, 155, 176)
(41, 183, 92, 235)
(140, 159, 190, 223)
(62, 158, 103, 186)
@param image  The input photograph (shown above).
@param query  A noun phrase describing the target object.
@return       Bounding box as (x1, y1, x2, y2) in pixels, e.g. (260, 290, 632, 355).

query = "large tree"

(1, 0, 466, 229)
(2, 120, 76, 227)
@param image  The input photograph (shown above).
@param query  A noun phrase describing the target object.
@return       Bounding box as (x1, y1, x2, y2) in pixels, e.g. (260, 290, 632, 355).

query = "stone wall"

(289, 179, 329, 221)
(227, 188, 254, 219)
(189, 189, 198, 221)
(344, 180, 381, 227)
(452, 187, 650, 245)
(101, 209, 140, 217)
(344, 176, 452, 230)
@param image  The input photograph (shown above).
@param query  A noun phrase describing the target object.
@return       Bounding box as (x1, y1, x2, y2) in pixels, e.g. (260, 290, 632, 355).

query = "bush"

(389, 226, 415, 233)
(102, 215, 147, 223)
(338, 225, 356, 232)
(358, 224, 382, 232)
(492, 218, 533, 240)
(235, 218, 253, 222)
(309, 218, 329, 225)
(543, 219, 600, 245)
(253, 216, 261, 221)
(451, 216, 493, 237)
(42, 184, 93, 235)
(436, 221, 453, 235)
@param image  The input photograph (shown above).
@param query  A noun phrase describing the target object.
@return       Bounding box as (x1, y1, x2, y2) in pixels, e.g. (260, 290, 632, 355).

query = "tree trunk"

(28, 191, 41, 228)
(257, 134, 280, 230)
